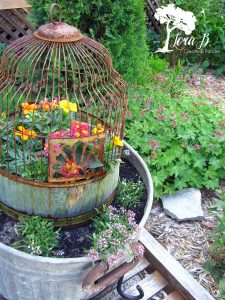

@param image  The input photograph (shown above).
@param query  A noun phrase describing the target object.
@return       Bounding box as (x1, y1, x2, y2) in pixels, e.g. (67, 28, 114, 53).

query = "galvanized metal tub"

(0, 142, 154, 300)
(0, 164, 119, 226)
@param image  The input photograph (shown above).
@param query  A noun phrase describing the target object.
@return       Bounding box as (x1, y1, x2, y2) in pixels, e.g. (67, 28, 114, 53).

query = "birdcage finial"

(49, 3, 62, 25)
(34, 3, 83, 42)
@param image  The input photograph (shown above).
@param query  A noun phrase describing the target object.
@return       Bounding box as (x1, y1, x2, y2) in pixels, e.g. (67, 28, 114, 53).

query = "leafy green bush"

(14, 216, 60, 256)
(27, 0, 149, 83)
(126, 72, 225, 198)
(205, 194, 225, 298)
(160, 0, 225, 71)
(116, 178, 145, 208)
(146, 28, 162, 53)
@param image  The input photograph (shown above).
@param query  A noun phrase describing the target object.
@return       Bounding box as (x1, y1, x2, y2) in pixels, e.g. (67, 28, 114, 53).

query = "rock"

(150, 206, 161, 214)
(161, 188, 204, 221)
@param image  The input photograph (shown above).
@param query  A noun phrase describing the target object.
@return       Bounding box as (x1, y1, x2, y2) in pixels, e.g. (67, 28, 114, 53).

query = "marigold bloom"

(21, 102, 39, 115)
(59, 100, 77, 113)
(14, 126, 37, 141)
(92, 123, 104, 134)
(112, 135, 123, 147)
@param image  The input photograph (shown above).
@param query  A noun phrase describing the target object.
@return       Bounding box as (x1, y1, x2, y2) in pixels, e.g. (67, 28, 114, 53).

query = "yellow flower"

(112, 135, 123, 147)
(92, 123, 104, 134)
(59, 100, 77, 113)
(21, 102, 39, 115)
(14, 126, 37, 141)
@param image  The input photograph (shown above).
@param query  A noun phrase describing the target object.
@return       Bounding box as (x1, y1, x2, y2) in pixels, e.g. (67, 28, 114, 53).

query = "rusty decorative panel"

(48, 133, 105, 183)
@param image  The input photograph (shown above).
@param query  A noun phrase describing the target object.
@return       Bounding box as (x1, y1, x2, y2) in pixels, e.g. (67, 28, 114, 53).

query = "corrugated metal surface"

(0, 164, 119, 223)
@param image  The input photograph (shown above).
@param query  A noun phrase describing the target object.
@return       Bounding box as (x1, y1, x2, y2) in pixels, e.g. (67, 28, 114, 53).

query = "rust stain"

(67, 185, 90, 207)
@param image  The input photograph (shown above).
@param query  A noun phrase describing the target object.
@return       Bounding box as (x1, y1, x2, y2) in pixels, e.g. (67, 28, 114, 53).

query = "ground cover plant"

(116, 178, 145, 208)
(14, 216, 60, 257)
(126, 56, 225, 198)
(87, 206, 144, 265)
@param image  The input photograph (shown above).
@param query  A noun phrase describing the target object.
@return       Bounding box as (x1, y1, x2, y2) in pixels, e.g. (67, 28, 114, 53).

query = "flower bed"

(0, 98, 123, 183)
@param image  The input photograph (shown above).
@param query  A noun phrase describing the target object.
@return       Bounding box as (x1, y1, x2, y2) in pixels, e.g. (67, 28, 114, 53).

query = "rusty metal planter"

(0, 142, 154, 300)
(0, 163, 119, 226)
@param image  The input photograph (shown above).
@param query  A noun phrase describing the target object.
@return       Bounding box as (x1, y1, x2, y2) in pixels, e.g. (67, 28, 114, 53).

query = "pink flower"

(215, 131, 225, 137)
(111, 238, 120, 246)
(193, 144, 201, 150)
(133, 244, 145, 258)
(158, 114, 166, 120)
(183, 114, 189, 121)
(151, 152, 157, 159)
(148, 140, 159, 150)
(157, 106, 165, 113)
(218, 121, 225, 127)
(97, 238, 108, 250)
(88, 249, 99, 262)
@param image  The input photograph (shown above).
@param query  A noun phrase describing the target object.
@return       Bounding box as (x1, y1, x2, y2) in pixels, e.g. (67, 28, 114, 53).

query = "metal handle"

(117, 275, 144, 300)
(82, 258, 140, 294)
(49, 3, 62, 25)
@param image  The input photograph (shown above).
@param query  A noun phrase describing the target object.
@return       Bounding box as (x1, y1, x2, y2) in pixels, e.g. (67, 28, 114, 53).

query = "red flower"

(70, 121, 89, 137)
(61, 160, 80, 177)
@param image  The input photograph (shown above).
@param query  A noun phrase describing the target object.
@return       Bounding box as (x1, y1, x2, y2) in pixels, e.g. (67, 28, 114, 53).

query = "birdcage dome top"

(34, 22, 83, 42)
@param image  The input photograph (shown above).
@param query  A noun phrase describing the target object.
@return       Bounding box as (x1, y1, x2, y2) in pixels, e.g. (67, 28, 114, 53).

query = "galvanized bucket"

(0, 142, 154, 300)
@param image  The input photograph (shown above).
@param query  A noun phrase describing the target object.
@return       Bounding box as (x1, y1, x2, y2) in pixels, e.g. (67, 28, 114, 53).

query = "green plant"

(205, 194, 225, 298)
(160, 0, 225, 72)
(148, 56, 187, 98)
(146, 28, 162, 53)
(87, 206, 144, 263)
(116, 178, 145, 208)
(27, 0, 149, 83)
(14, 216, 60, 257)
(126, 79, 225, 198)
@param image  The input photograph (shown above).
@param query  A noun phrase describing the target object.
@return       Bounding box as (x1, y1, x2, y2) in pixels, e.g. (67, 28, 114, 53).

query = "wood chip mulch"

(186, 71, 225, 111)
(145, 188, 223, 299)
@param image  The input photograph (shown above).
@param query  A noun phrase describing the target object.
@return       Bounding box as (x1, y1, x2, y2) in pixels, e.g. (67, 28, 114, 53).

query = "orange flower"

(14, 126, 37, 141)
(21, 102, 39, 115)
(41, 99, 58, 111)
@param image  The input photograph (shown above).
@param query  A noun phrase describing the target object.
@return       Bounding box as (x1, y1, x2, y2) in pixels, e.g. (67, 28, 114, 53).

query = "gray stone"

(161, 188, 204, 221)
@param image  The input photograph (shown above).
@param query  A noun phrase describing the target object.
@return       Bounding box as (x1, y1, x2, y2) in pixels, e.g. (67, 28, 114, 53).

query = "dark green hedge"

(28, 0, 149, 83)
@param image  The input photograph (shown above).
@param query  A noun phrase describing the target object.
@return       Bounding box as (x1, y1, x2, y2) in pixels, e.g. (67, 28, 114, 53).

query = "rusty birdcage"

(0, 4, 127, 225)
